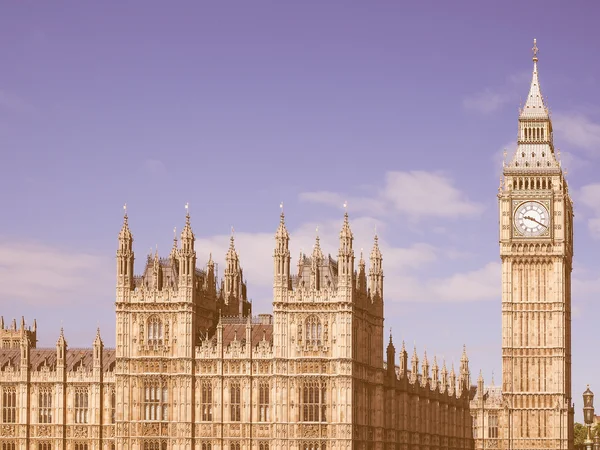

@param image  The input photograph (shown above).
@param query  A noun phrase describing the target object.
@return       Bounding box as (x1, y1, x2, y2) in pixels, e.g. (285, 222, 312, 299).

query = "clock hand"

(524, 215, 548, 228)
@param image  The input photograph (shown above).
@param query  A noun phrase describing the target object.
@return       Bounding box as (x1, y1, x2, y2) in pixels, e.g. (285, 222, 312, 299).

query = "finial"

(280, 201, 284, 212)
(185, 202, 190, 219)
(279, 201, 285, 222)
(343, 200, 348, 214)
(173, 227, 177, 239)
(123, 203, 128, 217)
(231, 226, 235, 237)
(316, 225, 319, 235)
(532, 38, 539, 62)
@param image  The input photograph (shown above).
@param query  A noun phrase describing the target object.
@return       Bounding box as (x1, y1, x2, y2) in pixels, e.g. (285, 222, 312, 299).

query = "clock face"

(514, 201, 550, 237)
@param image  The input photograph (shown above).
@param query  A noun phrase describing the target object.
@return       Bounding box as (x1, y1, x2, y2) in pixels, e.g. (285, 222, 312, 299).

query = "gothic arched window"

(147, 316, 163, 346)
(230, 382, 241, 421)
(304, 316, 322, 346)
(301, 378, 327, 422)
(201, 381, 213, 421)
(259, 381, 270, 422)
(38, 386, 53, 424)
(74, 386, 89, 424)
(2, 386, 16, 423)
(144, 378, 168, 421)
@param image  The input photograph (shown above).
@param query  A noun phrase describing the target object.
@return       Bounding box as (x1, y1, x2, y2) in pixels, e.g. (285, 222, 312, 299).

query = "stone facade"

(0, 209, 473, 450)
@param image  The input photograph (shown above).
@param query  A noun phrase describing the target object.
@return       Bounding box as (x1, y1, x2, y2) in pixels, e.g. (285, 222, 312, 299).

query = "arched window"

(144, 378, 168, 421)
(259, 443, 270, 450)
(259, 381, 270, 422)
(3, 386, 16, 423)
(74, 386, 89, 424)
(201, 381, 213, 421)
(148, 316, 163, 345)
(38, 386, 53, 424)
(110, 388, 116, 423)
(305, 316, 322, 346)
(201, 444, 212, 450)
(301, 379, 327, 422)
(230, 382, 241, 421)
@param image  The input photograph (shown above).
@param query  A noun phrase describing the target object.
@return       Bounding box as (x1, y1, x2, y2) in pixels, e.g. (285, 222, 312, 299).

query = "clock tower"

(499, 39, 574, 450)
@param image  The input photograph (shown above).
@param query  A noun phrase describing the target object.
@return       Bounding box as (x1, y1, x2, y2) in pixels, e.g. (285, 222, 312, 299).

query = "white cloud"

(300, 171, 483, 221)
(462, 89, 510, 114)
(0, 241, 113, 306)
(574, 183, 600, 239)
(553, 112, 600, 154)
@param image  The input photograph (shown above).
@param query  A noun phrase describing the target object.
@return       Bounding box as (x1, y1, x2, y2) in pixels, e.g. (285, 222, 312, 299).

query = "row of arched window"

(523, 126, 545, 140)
(301, 380, 327, 422)
(200, 381, 271, 422)
(143, 441, 167, 450)
(74, 387, 89, 424)
(2, 387, 16, 423)
(512, 176, 552, 191)
(143, 379, 169, 421)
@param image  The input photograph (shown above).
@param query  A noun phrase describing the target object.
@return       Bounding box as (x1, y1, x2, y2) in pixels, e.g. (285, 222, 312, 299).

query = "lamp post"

(584, 385, 595, 450)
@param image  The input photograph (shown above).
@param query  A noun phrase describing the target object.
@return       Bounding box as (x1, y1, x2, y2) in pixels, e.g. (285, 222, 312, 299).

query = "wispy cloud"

(0, 241, 112, 306)
(575, 183, 600, 239)
(462, 89, 511, 114)
(300, 170, 484, 221)
(553, 112, 600, 154)
(142, 159, 168, 175)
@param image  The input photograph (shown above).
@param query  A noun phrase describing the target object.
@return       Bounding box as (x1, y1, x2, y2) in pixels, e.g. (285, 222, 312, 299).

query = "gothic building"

(471, 39, 575, 450)
(0, 208, 473, 450)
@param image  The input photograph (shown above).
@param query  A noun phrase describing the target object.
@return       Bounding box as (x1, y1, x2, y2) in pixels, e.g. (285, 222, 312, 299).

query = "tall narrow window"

(259, 444, 269, 450)
(144, 378, 168, 421)
(143, 441, 167, 450)
(230, 443, 241, 450)
(488, 413, 499, 438)
(230, 382, 241, 421)
(301, 379, 327, 422)
(201, 381, 213, 421)
(110, 389, 116, 423)
(2, 443, 16, 450)
(148, 316, 163, 346)
(74, 387, 89, 424)
(74, 444, 89, 450)
(2, 386, 16, 423)
(305, 316, 322, 346)
(259, 381, 269, 422)
(38, 443, 52, 450)
(201, 443, 212, 450)
(38, 386, 53, 424)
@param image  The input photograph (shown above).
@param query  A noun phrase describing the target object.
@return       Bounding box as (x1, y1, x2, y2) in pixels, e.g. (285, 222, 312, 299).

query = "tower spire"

(274, 203, 291, 294)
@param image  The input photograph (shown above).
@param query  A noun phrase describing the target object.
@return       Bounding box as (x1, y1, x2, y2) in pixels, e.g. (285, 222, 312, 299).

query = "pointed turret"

(507, 39, 560, 171)
(153, 249, 163, 291)
(441, 360, 448, 393)
(432, 356, 439, 390)
(411, 345, 419, 383)
(93, 328, 103, 371)
(477, 370, 485, 398)
(310, 229, 323, 290)
(449, 363, 456, 396)
(459, 344, 471, 391)
(338, 208, 355, 289)
(206, 253, 216, 294)
(273, 205, 291, 293)
(224, 230, 241, 298)
(0, 316, 4, 329)
(399, 341, 408, 378)
(357, 249, 367, 294)
(178, 204, 196, 296)
(421, 350, 430, 386)
(169, 227, 178, 261)
(32, 319, 37, 333)
(56, 328, 67, 366)
(386, 332, 396, 379)
(117, 205, 135, 294)
(369, 233, 383, 298)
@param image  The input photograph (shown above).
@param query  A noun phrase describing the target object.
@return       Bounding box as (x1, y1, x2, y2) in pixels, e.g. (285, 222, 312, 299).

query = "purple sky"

(2, 2, 600, 419)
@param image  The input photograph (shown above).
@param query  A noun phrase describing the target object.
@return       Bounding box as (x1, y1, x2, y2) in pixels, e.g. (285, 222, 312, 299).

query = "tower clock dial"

(514, 201, 550, 237)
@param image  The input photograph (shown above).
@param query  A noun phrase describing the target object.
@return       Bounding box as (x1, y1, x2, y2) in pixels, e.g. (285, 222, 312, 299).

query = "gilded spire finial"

(532, 38, 539, 62)
(185, 202, 190, 221)
(123, 203, 128, 218)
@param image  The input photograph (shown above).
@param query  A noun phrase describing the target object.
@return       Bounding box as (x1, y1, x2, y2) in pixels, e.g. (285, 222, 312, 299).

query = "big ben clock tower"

(499, 40, 574, 450)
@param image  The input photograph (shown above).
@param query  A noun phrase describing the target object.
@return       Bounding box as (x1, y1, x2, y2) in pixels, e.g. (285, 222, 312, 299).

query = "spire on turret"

(338, 204, 355, 288)
(169, 227, 178, 260)
(411, 345, 419, 383)
(422, 350, 430, 386)
(224, 227, 241, 299)
(117, 204, 135, 293)
(180, 203, 195, 248)
(118, 203, 133, 243)
(310, 227, 323, 290)
(432, 356, 439, 389)
(274, 202, 291, 292)
(386, 330, 396, 378)
(459, 344, 471, 389)
(369, 232, 383, 298)
(441, 359, 448, 393)
(449, 363, 457, 396)
(399, 340, 408, 377)
(178, 204, 196, 288)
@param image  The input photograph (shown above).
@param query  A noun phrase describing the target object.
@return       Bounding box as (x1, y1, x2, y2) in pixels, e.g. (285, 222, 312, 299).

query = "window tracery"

(201, 380, 213, 421)
(147, 316, 163, 346)
(301, 379, 327, 422)
(230, 382, 241, 421)
(304, 316, 322, 347)
(2, 386, 16, 423)
(143, 378, 169, 421)
(259, 381, 269, 422)
(74, 386, 89, 424)
(38, 386, 53, 424)
(143, 441, 167, 450)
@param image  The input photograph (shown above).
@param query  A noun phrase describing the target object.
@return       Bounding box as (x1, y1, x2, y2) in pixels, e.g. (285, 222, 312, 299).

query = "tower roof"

(119, 205, 132, 241)
(275, 204, 290, 240)
(506, 39, 560, 172)
(520, 39, 549, 120)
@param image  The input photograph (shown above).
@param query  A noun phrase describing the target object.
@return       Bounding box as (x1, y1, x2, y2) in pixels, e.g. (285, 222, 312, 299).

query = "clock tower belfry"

(498, 39, 574, 450)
